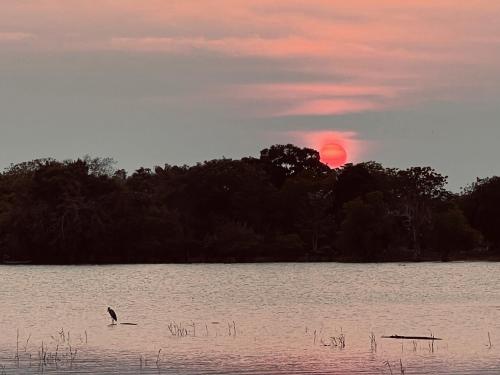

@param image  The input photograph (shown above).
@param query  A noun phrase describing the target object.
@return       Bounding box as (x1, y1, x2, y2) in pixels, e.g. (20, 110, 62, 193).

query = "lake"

(0, 263, 500, 374)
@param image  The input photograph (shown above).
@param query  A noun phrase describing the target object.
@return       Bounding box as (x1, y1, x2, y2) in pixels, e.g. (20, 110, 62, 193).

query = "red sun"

(320, 143, 347, 167)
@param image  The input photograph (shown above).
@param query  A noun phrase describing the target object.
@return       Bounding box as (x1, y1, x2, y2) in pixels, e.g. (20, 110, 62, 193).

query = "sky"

(1, 1, 500, 189)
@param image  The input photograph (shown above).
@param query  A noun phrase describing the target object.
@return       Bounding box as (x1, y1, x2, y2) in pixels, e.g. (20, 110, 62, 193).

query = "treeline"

(0, 144, 499, 264)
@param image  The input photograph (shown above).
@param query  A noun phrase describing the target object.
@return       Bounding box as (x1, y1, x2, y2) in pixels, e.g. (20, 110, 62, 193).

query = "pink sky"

(1, 1, 500, 184)
(2, 0, 500, 120)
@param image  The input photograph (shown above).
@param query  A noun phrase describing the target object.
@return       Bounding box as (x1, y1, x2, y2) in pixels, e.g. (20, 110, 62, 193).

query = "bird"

(107, 307, 118, 325)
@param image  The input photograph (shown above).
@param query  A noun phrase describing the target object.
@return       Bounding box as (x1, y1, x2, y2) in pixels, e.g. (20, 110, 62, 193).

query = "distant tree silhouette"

(0, 146, 495, 264)
(337, 191, 395, 261)
(430, 204, 480, 261)
(259, 144, 330, 187)
(394, 167, 449, 259)
(461, 177, 500, 251)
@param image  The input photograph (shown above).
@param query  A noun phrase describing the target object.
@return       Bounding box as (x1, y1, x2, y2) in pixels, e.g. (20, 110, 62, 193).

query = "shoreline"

(3, 254, 500, 266)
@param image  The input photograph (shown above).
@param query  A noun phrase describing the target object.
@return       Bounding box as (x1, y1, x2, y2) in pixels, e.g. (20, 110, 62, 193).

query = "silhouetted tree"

(333, 162, 395, 223)
(430, 205, 481, 261)
(395, 167, 449, 259)
(337, 191, 395, 261)
(259, 144, 330, 187)
(461, 177, 500, 251)
(0, 146, 497, 263)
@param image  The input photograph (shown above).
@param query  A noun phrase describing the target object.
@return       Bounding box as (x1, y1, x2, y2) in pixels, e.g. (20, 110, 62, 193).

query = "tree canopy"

(0, 145, 492, 264)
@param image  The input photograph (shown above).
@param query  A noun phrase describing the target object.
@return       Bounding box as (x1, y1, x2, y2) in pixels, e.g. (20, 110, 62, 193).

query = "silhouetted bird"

(107, 307, 118, 324)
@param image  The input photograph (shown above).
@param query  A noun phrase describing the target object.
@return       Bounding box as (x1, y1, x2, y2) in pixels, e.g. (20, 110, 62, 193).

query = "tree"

(284, 172, 336, 256)
(82, 155, 117, 177)
(460, 177, 500, 251)
(337, 191, 395, 261)
(204, 220, 261, 261)
(333, 162, 395, 222)
(259, 144, 330, 187)
(430, 205, 481, 261)
(395, 167, 449, 259)
(165, 159, 275, 258)
(0, 146, 493, 264)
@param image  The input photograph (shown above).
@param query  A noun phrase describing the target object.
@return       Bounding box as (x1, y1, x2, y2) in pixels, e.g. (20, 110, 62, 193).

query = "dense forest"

(0, 144, 498, 264)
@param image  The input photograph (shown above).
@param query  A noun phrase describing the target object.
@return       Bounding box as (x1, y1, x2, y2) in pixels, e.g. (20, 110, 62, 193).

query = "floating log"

(381, 335, 442, 340)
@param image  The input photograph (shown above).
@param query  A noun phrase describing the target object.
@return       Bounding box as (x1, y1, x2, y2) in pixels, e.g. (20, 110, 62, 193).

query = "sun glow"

(320, 143, 347, 167)
(287, 130, 365, 168)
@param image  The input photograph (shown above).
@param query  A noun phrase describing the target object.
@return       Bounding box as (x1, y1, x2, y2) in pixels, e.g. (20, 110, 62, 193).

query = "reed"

(23, 333, 31, 352)
(384, 360, 393, 375)
(330, 333, 346, 349)
(370, 332, 377, 352)
(384, 360, 405, 375)
(412, 340, 417, 352)
(167, 321, 190, 337)
(156, 349, 162, 366)
(14, 329, 19, 364)
(227, 321, 237, 336)
(425, 330, 436, 352)
(59, 328, 66, 343)
(399, 359, 405, 375)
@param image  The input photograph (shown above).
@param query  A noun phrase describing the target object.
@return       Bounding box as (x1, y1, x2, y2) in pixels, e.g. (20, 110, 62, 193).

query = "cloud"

(237, 83, 399, 99)
(275, 99, 379, 117)
(232, 83, 403, 116)
(2, 1, 500, 117)
(0, 32, 35, 42)
(109, 36, 331, 57)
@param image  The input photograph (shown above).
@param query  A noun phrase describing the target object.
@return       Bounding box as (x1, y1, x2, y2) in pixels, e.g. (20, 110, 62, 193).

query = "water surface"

(1, 263, 499, 374)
